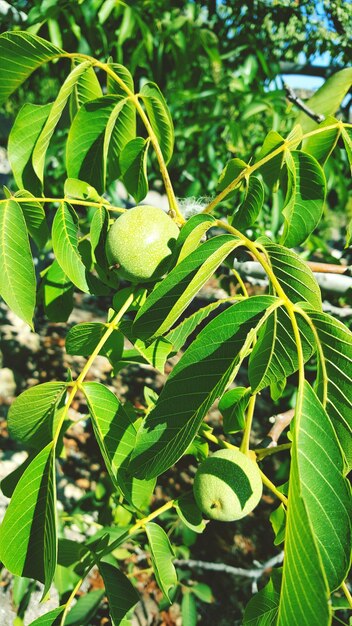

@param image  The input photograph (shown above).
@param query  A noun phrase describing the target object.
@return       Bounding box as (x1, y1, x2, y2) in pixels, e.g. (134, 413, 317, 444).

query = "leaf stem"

(259, 470, 288, 506)
(53, 292, 134, 447)
(60, 577, 83, 626)
(341, 580, 352, 609)
(128, 499, 175, 534)
(0, 195, 125, 213)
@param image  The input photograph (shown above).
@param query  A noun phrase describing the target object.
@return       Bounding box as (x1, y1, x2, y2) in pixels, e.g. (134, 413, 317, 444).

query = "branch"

(257, 409, 295, 450)
(284, 83, 325, 123)
(174, 552, 284, 593)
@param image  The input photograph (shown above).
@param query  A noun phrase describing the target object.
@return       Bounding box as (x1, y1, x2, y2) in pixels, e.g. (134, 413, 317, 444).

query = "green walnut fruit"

(106, 205, 179, 283)
(193, 448, 262, 522)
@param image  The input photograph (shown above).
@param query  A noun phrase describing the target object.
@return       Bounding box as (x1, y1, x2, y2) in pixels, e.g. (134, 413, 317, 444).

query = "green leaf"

(66, 95, 136, 193)
(0, 443, 57, 596)
(218, 387, 250, 434)
(106, 61, 134, 95)
(296, 383, 351, 591)
(100, 562, 139, 625)
(270, 505, 286, 546)
(304, 310, 352, 470)
(52, 202, 90, 293)
(83, 382, 155, 510)
(296, 68, 352, 133)
(244, 570, 281, 625)
(172, 214, 216, 265)
(231, 176, 264, 230)
(13, 190, 49, 249)
(304, 116, 341, 164)
(216, 158, 248, 200)
(256, 129, 285, 189)
(28, 607, 65, 626)
(66, 590, 105, 626)
(0, 31, 63, 106)
(133, 235, 241, 340)
(191, 583, 213, 603)
(175, 492, 205, 533)
(70, 60, 102, 120)
(181, 591, 197, 626)
(278, 382, 351, 623)
(140, 81, 174, 164)
(66, 322, 124, 364)
(8, 103, 52, 195)
(130, 296, 280, 478)
(64, 178, 102, 203)
(0, 198, 36, 327)
(8, 382, 67, 449)
(145, 522, 177, 602)
(258, 237, 322, 308)
(341, 125, 352, 174)
(32, 61, 94, 183)
(165, 298, 226, 354)
(281, 150, 326, 248)
(41, 260, 74, 322)
(120, 137, 149, 203)
(248, 307, 315, 392)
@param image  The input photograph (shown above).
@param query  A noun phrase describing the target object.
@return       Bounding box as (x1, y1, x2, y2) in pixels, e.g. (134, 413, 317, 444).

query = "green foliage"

(0, 25, 351, 626)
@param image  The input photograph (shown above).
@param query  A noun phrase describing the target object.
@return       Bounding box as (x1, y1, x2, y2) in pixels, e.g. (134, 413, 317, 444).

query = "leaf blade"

(0, 198, 36, 326)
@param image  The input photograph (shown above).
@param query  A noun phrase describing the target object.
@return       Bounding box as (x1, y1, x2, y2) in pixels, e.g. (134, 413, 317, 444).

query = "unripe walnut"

(106, 205, 179, 283)
(193, 448, 262, 522)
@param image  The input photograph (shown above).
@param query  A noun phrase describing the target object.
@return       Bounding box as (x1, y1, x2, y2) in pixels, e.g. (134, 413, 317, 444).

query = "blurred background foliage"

(0, 0, 351, 243)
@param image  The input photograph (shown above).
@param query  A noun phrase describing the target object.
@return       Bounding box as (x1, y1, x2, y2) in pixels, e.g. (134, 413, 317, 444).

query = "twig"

(258, 409, 295, 449)
(174, 552, 284, 591)
(284, 83, 325, 123)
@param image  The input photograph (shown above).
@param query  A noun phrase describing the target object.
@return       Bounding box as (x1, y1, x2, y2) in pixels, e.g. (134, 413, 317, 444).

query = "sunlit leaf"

(231, 175, 264, 230)
(130, 296, 280, 478)
(281, 150, 326, 248)
(120, 136, 149, 203)
(83, 382, 155, 510)
(0, 443, 57, 596)
(258, 237, 322, 309)
(0, 31, 63, 105)
(67, 95, 136, 193)
(8, 103, 52, 195)
(0, 198, 36, 326)
(133, 235, 241, 340)
(145, 522, 177, 602)
(140, 81, 174, 163)
(33, 61, 94, 183)
(296, 68, 352, 133)
(52, 202, 90, 292)
(8, 382, 67, 449)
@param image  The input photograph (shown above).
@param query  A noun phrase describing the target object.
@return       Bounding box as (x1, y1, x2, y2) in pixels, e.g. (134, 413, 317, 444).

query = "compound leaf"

(130, 296, 280, 478)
